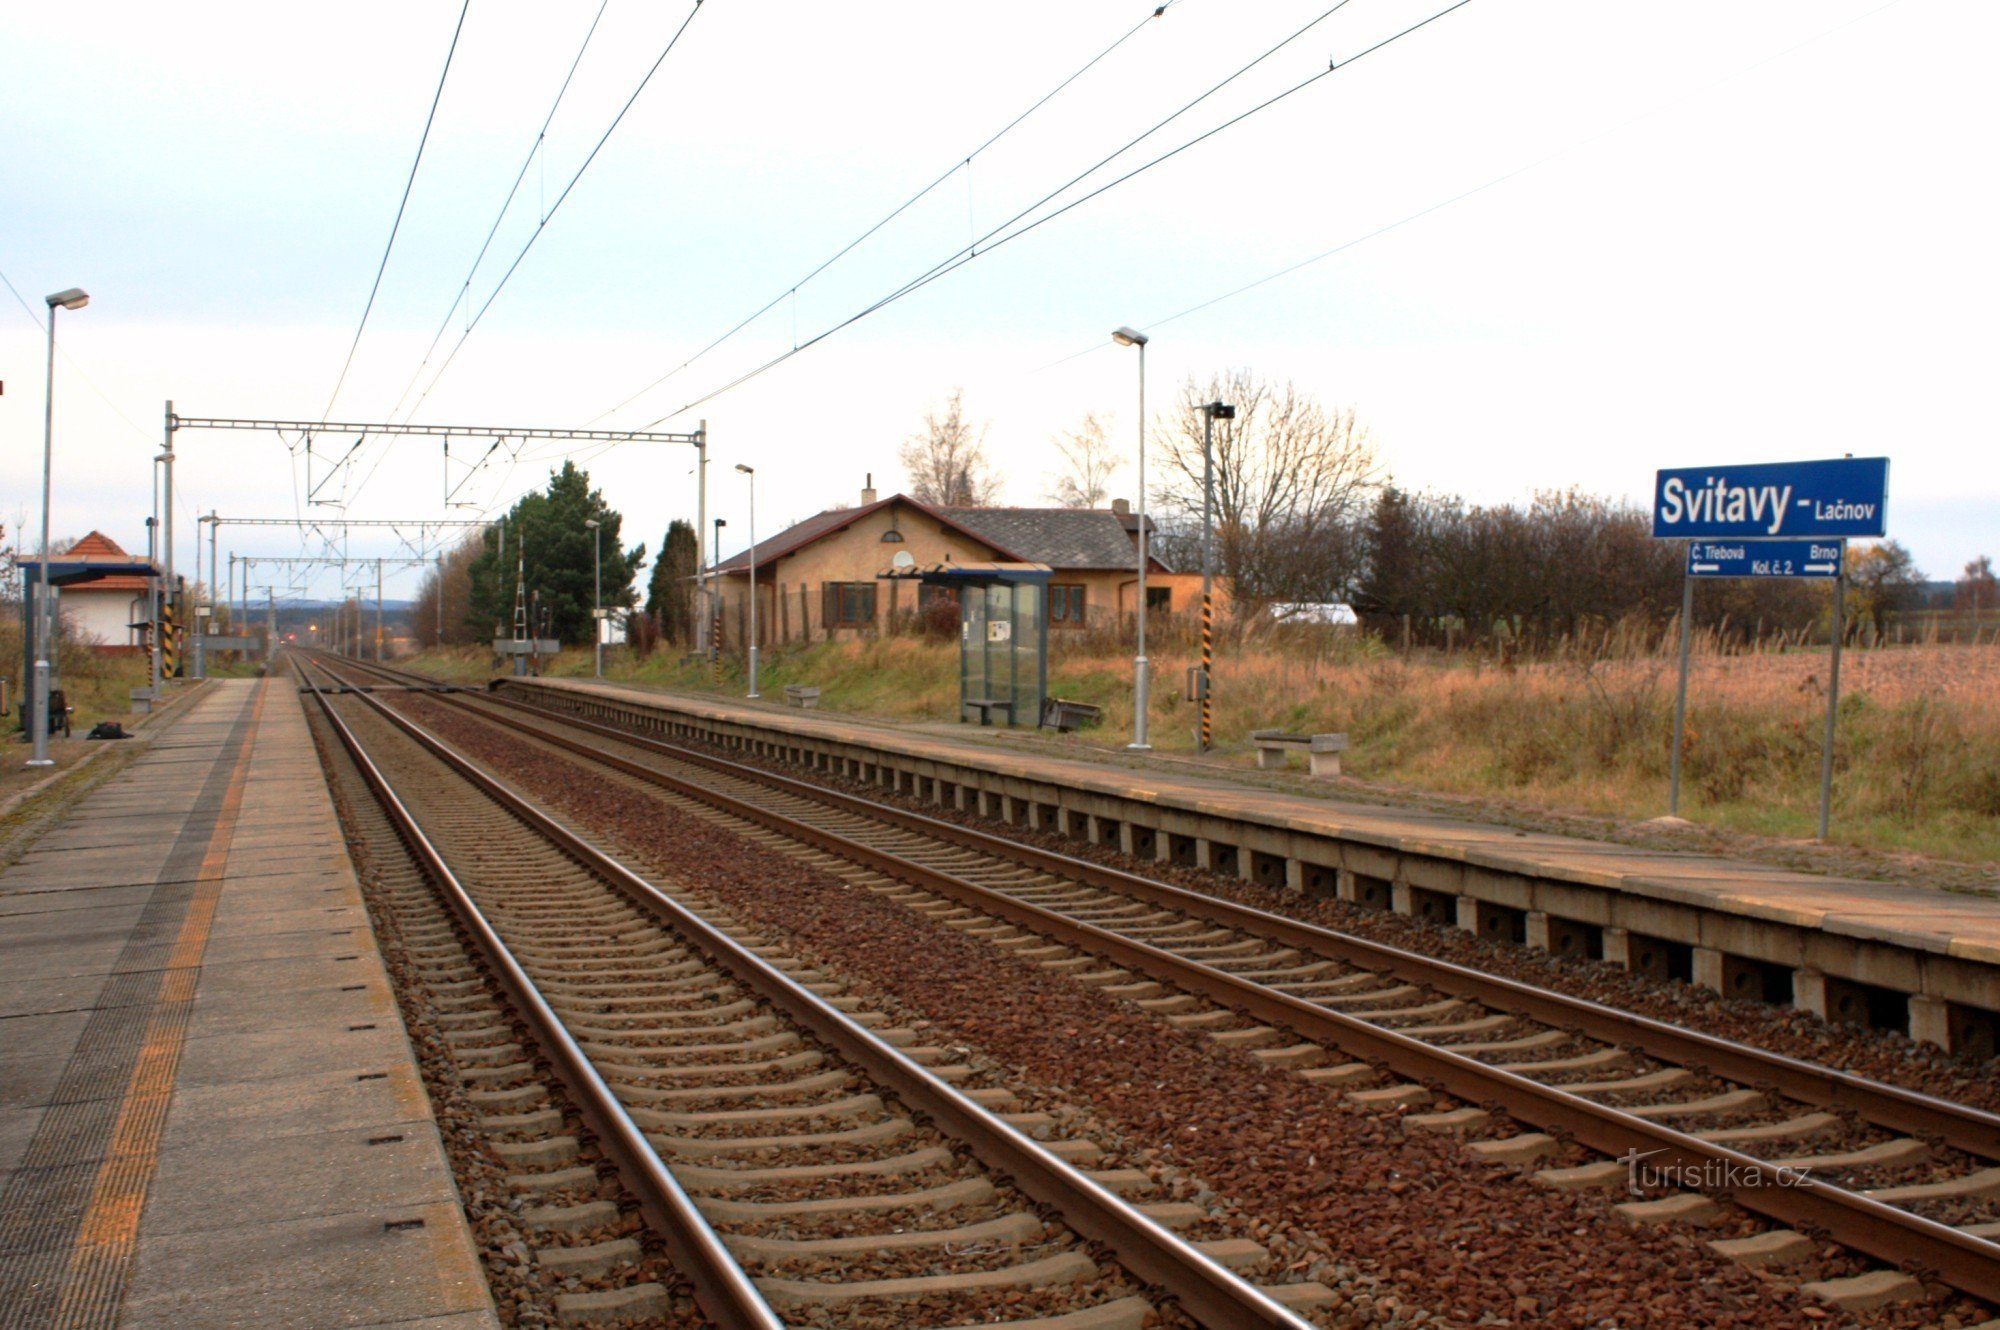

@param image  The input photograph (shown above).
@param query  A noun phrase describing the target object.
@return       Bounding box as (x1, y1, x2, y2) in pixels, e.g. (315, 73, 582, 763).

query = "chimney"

(1111, 497, 1130, 516)
(861, 472, 877, 506)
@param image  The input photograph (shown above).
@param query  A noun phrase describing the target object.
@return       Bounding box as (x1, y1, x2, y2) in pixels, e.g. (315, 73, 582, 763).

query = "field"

(410, 629, 2000, 872)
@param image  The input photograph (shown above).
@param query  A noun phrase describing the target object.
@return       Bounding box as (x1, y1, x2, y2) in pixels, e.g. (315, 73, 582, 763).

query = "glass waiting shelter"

(881, 561, 1050, 726)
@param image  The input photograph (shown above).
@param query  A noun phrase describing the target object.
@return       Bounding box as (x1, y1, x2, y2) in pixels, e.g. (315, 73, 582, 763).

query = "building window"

(1146, 586, 1172, 612)
(824, 582, 877, 627)
(1049, 584, 1087, 625)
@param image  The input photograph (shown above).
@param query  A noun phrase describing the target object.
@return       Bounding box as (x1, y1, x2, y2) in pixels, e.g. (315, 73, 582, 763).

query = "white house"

(53, 531, 156, 652)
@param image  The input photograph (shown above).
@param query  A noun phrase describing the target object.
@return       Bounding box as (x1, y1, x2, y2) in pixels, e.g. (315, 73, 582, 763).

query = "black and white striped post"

(1197, 400, 1234, 754)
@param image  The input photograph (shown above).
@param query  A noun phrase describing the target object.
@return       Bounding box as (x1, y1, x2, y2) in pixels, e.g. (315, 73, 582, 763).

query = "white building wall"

(61, 589, 149, 648)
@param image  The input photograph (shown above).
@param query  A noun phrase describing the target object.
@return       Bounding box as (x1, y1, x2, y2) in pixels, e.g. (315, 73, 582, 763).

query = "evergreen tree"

(646, 519, 701, 645)
(467, 462, 644, 645)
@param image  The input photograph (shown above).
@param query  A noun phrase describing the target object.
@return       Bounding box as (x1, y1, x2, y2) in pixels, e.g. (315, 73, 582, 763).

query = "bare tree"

(1956, 555, 1997, 616)
(900, 388, 1002, 506)
(1044, 412, 1120, 508)
(1151, 371, 1381, 605)
(409, 531, 483, 647)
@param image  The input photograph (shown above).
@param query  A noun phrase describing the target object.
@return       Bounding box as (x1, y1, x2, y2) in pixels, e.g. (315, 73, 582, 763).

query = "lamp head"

(734, 463, 754, 475)
(45, 288, 89, 311)
(584, 518, 599, 529)
(1111, 326, 1147, 347)
(1204, 401, 1236, 421)
(715, 518, 726, 528)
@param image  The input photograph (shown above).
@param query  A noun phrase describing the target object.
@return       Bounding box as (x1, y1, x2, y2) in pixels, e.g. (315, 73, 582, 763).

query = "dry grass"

(411, 630, 2000, 866)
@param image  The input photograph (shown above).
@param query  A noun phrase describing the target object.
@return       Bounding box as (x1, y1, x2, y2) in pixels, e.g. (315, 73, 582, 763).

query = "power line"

(588, 0, 1186, 425)
(0, 264, 154, 444)
(395, 0, 706, 428)
(1031, 0, 1915, 375)
(384, 0, 614, 425)
(636, 0, 1475, 428)
(320, 0, 472, 423)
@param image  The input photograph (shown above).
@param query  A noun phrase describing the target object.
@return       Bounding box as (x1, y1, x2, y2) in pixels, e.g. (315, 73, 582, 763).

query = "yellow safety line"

(51, 679, 268, 1329)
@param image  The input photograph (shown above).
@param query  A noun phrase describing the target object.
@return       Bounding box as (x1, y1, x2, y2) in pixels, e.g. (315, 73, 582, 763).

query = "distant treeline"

(1160, 485, 1939, 650)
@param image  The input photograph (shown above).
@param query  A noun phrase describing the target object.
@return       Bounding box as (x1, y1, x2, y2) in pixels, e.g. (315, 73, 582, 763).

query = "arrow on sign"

(1804, 562, 1838, 574)
(1692, 563, 1721, 573)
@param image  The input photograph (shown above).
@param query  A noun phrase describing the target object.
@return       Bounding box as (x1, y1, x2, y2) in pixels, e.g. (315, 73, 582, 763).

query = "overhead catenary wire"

(587, 0, 1187, 426)
(334, 0, 706, 516)
(384, 0, 615, 426)
(634, 0, 1476, 429)
(395, 0, 707, 427)
(1029, 0, 1916, 375)
(320, 0, 472, 424)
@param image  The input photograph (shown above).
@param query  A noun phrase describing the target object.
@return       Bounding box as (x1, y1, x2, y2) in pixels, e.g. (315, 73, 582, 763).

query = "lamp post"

(29, 287, 90, 767)
(584, 518, 603, 678)
(1112, 326, 1151, 750)
(1197, 400, 1235, 753)
(735, 464, 758, 698)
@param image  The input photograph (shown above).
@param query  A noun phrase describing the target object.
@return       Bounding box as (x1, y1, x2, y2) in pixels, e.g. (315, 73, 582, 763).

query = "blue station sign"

(1687, 539, 1844, 580)
(1653, 457, 1889, 540)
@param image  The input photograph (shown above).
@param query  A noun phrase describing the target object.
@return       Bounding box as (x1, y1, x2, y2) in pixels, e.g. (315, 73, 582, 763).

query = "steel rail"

(337, 662, 2000, 1303)
(463, 674, 2000, 1159)
(296, 660, 784, 1329)
(303, 653, 1312, 1330)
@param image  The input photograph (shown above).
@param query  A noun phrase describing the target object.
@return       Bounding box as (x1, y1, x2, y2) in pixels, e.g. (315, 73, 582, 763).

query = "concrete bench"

(782, 684, 821, 709)
(1249, 729, 1349, 778)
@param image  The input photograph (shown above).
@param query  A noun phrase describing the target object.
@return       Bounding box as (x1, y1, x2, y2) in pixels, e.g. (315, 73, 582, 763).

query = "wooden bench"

(782, 684, 821, 709)
(1249, 729, 1349, 778)
(964, 697, 1014, 727)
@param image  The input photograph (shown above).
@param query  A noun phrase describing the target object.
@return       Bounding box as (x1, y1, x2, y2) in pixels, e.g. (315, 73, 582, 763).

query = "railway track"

(297, 656, 1335, 1329)
(322, 655, 2000, 1316)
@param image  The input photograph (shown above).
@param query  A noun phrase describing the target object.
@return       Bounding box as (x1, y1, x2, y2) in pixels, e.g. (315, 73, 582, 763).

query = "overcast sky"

(4, 0, 1993, 604)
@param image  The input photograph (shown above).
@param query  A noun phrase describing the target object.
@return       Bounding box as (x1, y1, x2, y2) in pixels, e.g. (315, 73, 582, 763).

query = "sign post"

(1653, 458, 1886, 839)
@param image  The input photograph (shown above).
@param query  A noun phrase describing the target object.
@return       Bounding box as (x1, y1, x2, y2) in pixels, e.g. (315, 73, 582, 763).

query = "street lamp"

(1111, 326, 1150, 751)
(584, 518, 603, 678)
(28, 287, 89, 768)
(1197, 400, 1235, 753)
(735, 464, 758, 699)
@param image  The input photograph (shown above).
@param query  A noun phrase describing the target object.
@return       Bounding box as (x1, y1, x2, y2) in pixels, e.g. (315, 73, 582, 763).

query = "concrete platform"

(0, 678, 498, 1330)
(501, 676, 2000, 1054)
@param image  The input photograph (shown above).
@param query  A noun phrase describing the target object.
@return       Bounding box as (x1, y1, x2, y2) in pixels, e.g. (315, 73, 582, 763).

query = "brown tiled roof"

(932, 506, 1159, 571)
(54, 530, 156, 591)
(713, 497, 1168, 576)
(712, 495, 1021, 574)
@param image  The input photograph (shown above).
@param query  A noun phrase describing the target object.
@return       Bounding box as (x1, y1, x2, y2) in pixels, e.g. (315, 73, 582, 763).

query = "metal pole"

(695, 421, 708, 657)
(1131, 339, 1150, 751)
(1818, 571, 1846, 841)
(162, 405, 175, 683)
(1668, 573, 1693, 816)
(194, 518, 206, 680)
(436, 554, 444, 644)
(592, 523, 603, 678)
(148, 459, 162, 698)
(1198, 406, 1215, 754)
(27, 305, 59, 766)
(266, 589, 275, 662)
(208, 509, 219, 606)
(375, 558, 384, 662)
(745, 470, 759, 698)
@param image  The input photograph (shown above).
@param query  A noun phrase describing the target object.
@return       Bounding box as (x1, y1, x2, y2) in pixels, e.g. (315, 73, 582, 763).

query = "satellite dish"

(892, 550, 916, 570)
